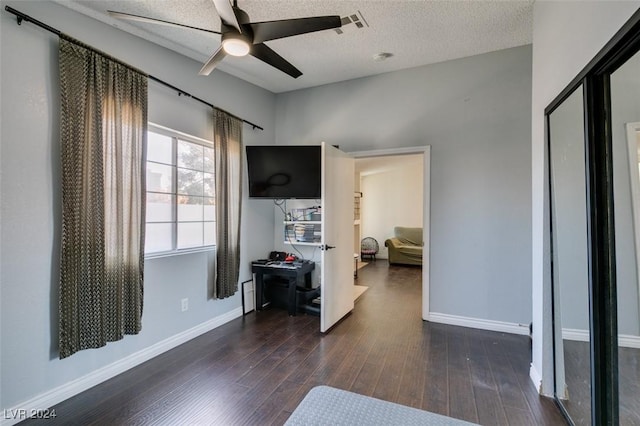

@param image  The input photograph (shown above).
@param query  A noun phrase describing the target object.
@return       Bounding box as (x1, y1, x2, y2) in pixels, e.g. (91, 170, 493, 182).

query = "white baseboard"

(561, 328, 589, 342)
(529, 364, 543, 394)
(428, 312, 530, 335)
(1, 307, 243, 426)
(620, 334, 640, 349)
(562, 328, 640, 348)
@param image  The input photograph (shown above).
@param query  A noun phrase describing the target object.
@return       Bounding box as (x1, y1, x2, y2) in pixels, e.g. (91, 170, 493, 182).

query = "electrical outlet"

(181, 298, 189, 312)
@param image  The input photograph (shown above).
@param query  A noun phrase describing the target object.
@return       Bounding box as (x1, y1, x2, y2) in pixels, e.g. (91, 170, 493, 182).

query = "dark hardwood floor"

(561, 340, 591, 425)
(562, 340, 640, 425)
(22, 262, 566, 425)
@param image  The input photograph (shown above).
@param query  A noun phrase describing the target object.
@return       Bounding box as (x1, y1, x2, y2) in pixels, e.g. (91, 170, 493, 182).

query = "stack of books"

(285, 223, 321, 243)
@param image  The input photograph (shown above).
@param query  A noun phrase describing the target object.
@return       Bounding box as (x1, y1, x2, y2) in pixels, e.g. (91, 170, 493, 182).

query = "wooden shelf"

(284, 221, 322, 225)
(284, 241, 322, 247)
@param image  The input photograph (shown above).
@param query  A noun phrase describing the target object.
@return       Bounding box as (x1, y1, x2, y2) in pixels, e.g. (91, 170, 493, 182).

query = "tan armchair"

(385, 227, 423, 266)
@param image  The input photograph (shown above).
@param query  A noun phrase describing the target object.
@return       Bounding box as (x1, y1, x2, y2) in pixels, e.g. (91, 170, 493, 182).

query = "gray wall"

(0, 0, 275, 410)
(275, 46, 533, 325)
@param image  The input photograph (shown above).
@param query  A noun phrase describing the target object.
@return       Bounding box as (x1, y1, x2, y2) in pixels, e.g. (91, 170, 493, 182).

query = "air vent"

(335, 10, 369, 34)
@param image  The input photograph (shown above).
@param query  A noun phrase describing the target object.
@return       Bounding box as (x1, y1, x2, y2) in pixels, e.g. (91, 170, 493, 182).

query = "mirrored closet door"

(548, 86, 591, 424)
(548, 8, 640, 425)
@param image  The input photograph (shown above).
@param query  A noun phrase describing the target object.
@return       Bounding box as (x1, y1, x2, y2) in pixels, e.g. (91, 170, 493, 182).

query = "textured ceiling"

(54, 0, 533, 93)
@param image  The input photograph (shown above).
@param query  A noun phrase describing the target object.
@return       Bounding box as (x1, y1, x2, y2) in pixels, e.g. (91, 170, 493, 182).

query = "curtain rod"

(4, 5, 264, 131)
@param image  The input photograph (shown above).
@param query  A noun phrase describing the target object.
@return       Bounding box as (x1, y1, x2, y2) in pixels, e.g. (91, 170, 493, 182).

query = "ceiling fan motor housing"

(231, 6, 250, 26)
(221, 24, 252, 42)
(220, 6, 253, 55)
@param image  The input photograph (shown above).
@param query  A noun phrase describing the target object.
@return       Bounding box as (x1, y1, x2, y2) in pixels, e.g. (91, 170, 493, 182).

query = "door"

(321, 142, 355, 332)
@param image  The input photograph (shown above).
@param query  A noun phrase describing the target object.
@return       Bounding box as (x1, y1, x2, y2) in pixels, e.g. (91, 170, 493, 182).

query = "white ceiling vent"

(335, 11, 369, 34)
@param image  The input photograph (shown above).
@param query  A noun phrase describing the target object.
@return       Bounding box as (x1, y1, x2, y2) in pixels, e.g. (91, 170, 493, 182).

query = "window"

(145, 124, 215, 255)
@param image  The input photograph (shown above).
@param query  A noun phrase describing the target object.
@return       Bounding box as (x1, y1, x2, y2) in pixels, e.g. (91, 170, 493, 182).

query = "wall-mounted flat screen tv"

(246, 145, 321, 199)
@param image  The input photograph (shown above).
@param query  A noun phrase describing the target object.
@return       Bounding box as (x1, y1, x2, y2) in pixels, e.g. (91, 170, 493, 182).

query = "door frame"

(350, 146, 431, 320)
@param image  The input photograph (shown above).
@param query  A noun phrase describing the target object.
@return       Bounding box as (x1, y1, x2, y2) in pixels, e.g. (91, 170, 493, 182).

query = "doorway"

(351, 147, 431, 319)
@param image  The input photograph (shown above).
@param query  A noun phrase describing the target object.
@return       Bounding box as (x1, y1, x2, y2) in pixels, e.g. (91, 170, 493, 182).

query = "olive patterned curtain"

(213, 109, 243, 299)
(58, 35, 147, 359)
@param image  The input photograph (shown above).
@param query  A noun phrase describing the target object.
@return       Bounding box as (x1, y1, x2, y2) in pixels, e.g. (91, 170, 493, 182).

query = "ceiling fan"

(108, 0, 341, 78)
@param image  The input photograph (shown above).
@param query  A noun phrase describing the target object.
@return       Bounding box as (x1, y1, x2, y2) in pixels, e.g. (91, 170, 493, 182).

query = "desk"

(251, 261, 315, 316)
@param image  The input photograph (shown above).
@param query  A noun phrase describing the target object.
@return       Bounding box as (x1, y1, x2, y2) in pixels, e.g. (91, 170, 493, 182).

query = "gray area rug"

(285, 385, 478, 425)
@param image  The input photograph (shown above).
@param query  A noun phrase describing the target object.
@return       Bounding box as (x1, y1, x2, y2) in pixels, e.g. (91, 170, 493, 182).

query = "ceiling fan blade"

(199, 46, 227, 76)
(211, 0, 242, 32)
(249, 16, 341, 44)
(107, 11, 221, 34)
(250, 43, 302, 79)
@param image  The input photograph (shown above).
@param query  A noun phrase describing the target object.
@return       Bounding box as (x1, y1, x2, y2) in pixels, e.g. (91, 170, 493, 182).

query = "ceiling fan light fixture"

(222, 37, 251, 56)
